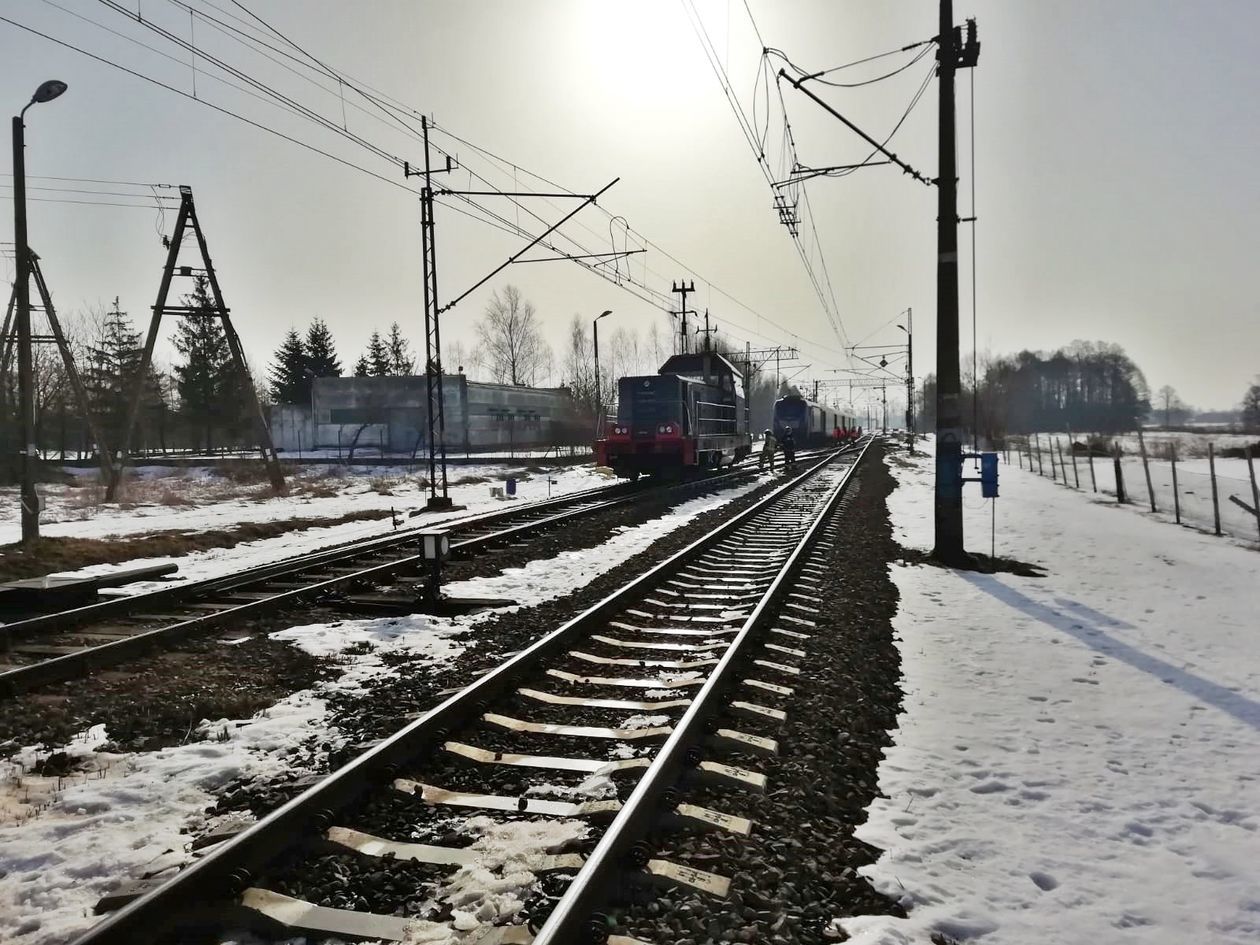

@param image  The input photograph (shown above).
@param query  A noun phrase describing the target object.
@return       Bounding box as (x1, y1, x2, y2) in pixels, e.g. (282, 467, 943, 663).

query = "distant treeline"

(920, 341, 1152, 440)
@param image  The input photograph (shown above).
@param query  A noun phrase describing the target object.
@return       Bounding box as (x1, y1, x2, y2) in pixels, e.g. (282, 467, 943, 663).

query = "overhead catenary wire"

(0, 14, 423, 197)
(3, 6, 851, 371)
(682, 0, 851, 356)
(775, 40, 935, 88)
(167, 0, 854, 366)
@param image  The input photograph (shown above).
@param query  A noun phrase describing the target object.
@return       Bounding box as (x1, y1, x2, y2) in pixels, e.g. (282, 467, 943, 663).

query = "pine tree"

(305, 317, 343, 378)
(359, 331, 392, 377)
(354, 354, 371, 377)
(386, 322, 414, 375)
(82, 297, 162, 449)
(269, 328, 309, 404)
(172, 276, 234, 451)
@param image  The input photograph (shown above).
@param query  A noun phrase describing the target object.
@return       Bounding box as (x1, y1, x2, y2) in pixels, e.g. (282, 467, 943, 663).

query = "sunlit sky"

(2, 1, 1257, 411)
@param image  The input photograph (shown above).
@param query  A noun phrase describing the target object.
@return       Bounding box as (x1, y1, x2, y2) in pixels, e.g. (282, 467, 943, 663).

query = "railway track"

(0, 448, 845, 697)
(69, 440, 870, 945)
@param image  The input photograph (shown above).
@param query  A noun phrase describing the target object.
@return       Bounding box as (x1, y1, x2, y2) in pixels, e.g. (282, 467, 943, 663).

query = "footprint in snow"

(1029, 871, 1059, 891)
(970, 780, 1010, 794)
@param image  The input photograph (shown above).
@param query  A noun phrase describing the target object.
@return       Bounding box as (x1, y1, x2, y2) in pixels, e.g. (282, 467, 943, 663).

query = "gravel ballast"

(607, 448, 905, 944)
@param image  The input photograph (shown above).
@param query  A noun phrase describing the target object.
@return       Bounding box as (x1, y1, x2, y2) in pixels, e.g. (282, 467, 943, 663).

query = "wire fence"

(1007, 432, 1260, 548)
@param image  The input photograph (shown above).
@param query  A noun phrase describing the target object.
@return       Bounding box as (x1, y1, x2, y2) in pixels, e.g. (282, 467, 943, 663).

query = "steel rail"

(0, 448, 849, 696)
(67, 448, 855, 945)
(0, 477, 640, 646)
(0, 445, 830, 646)
(533, 437, 872, 944)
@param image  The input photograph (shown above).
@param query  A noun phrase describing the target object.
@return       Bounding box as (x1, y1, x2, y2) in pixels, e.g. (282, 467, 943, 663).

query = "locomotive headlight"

(657, 425, 665, 434)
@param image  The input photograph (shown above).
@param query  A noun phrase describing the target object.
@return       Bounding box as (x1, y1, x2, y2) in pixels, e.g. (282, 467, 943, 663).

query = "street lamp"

(12, 79, 68, 543)
(592, 309, 612, 432)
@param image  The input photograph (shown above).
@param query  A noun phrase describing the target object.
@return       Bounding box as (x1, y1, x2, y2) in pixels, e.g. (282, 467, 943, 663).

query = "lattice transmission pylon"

(1, 249, 115, 481)
(107, 185, 284, 499)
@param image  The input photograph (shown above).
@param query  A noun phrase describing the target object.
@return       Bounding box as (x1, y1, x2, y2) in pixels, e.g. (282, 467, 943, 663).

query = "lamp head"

(896, 324, 908, 333)
(598, 310, 612, 319)
(31, 80, 68, 104)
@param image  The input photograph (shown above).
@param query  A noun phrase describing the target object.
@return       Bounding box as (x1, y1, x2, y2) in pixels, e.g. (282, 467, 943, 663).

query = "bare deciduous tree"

(563, 314, 595, 412)
(1156, 384, 1185, 428)
(475, 285, 549, 386)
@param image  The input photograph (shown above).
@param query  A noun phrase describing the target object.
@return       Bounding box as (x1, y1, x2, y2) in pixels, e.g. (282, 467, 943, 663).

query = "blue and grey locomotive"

(597, 352, 752, 478)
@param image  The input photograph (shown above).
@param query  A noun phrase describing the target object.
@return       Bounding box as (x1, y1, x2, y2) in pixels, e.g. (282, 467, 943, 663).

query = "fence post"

(1137, 430, 1157, 512)
(1208, 442, 1222, 535)
(1018, 441, 1024, 469)
(1067, 429, 1081, 488)
(1114, 442, 1126, 503)
(1035, 434, 1045, 476)
(1170, 442, 1181, 524)
(1247, 445, 1260, 545)
(1050, 435, 1059, 481)
(1087, 448, 1097, 492)
(1054, 439, 1066, 487)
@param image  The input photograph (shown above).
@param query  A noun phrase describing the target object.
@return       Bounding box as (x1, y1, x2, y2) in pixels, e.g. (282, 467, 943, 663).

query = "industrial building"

(268, 374, 582, 456)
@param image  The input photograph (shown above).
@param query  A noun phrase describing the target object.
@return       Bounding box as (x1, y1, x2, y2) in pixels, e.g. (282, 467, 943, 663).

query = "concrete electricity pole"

(12, 79, 68, 543)
(932, 2, 979, 564)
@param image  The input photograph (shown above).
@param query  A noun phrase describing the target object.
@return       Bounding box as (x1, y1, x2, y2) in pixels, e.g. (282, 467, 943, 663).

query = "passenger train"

(772, 392, 859, 446)
(596, 351, 752, 478)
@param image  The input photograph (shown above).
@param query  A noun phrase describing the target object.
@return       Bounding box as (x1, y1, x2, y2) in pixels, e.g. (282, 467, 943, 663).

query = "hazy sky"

(2, 1, 1257, 411)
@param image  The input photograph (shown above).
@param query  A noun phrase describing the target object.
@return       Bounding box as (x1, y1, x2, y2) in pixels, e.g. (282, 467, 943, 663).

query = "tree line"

(0, 275, 270, 464)
(916, 341, 1260, 439)
(918, 341, 1149, 440)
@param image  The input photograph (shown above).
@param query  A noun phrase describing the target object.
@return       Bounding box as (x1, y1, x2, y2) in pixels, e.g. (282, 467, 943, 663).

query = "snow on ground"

(838, 442, 1260, 945)
(0, 462, 606, 546)
(0, 465, 613, 598)
(0, 474, 772, 945)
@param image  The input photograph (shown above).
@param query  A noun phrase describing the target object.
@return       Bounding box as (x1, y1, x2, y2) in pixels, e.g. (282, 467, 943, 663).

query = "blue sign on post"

(980, 452, 999, 498)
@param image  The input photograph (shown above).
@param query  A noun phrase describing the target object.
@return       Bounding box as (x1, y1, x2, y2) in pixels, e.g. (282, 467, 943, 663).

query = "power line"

(0, 174, 178, 189)
(683, 0, 851, 354)
(3, 8, 848, 369)
(774, 41, 936, 88)
(0, 193, 180, 210)
(2, 184, 179, 200)
(94, 0, 409, 169)
(193, 1, 849, 364)
(0, 14, 421, 196)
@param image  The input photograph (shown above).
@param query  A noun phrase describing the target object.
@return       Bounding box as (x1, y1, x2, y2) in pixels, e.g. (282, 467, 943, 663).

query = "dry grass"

(211, 460, 275, 484)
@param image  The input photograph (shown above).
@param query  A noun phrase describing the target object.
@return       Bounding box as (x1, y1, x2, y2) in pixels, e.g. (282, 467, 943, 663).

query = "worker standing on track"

(780, 426, 796, 468)
(759, 428, 778, 472)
